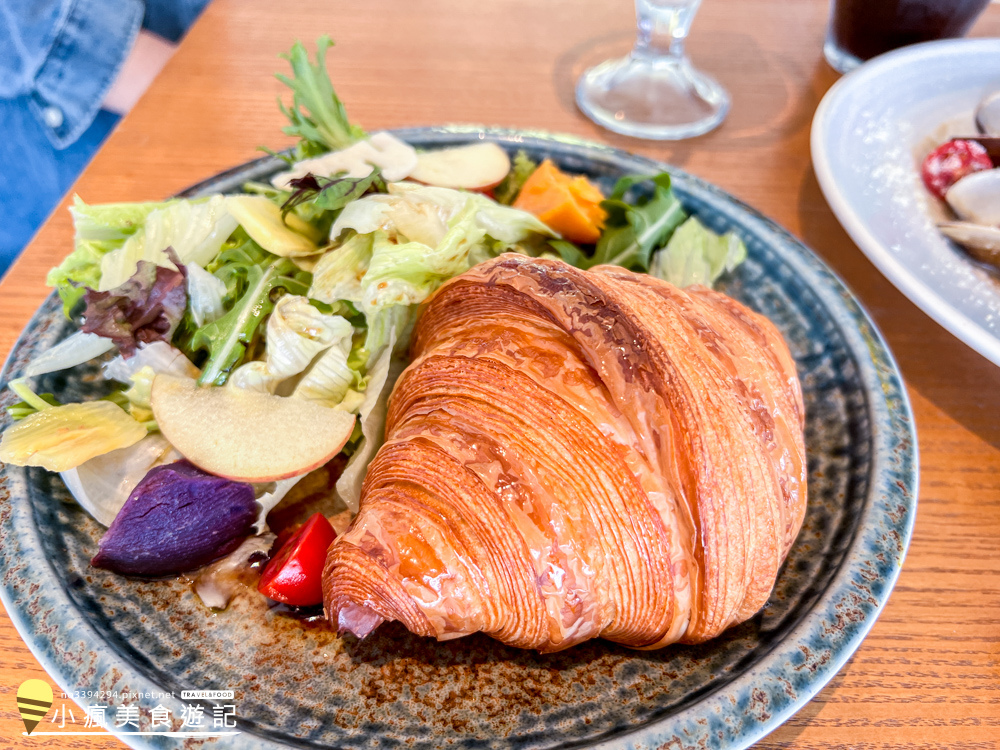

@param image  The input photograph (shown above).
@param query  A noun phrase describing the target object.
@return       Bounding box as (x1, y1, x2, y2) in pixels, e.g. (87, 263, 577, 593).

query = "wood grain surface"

(1, 0, 998, 747)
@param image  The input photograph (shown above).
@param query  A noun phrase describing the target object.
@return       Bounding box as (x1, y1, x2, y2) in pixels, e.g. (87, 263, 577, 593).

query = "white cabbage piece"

(98, 196, 238, 290)
(59, 433, 179, 526)
(193, 533, 275, 609)
(186, 263, 227, 327)
(104, 341, 200, 384)
(252, 476, 305, 534)
(24, 332, 116, 377)
(228, 295, 354, 396)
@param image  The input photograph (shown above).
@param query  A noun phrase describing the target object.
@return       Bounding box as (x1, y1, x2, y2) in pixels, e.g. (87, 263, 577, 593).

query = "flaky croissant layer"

(324, 255, 806, 652)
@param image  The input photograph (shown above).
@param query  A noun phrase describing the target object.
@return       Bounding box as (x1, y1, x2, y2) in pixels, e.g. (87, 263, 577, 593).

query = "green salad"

(0, 37, 747, 604)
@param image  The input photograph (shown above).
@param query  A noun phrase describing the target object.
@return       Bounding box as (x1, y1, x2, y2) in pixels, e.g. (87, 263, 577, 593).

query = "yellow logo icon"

(16, 679, 53, 735)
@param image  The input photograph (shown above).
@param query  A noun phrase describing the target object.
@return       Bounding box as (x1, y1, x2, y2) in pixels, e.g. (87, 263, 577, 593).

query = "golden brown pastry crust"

(324, 255, 807, 652)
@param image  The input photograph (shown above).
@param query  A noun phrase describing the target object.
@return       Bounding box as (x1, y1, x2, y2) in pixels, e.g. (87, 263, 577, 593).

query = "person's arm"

(101, 29, 175, 115)
(0, 0, 144, 147)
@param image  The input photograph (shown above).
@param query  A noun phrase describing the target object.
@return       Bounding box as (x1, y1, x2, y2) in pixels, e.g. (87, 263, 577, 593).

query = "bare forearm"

(102, 30, 176, 115)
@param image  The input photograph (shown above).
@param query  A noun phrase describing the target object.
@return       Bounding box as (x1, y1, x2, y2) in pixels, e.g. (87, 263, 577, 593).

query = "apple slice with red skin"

(151, 374, 355, 483)
(408, 142, 511, 190)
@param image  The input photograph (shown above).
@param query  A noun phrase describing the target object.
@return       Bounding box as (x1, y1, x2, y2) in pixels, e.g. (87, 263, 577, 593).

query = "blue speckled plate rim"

(0, 126, 918, 750)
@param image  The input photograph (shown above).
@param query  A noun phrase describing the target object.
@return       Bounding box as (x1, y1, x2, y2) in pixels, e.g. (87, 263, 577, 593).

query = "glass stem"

(633, 0, 702, 61)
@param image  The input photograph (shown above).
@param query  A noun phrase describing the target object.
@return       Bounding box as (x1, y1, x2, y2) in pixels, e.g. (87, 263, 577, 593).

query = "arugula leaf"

(589, 173, 687, 271)
(243, 180, 332, 235)
(276, 37, 366, 160)
(184, 239, 311, 386)
(281, 169, 387, 220)
(493, 151, 538, 205)
(547, 239, 589, 268)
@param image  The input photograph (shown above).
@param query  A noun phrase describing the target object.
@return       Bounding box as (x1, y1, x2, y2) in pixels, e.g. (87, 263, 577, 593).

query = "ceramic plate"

(0, 128, 917, 749)
(812, 38, 1000, 366)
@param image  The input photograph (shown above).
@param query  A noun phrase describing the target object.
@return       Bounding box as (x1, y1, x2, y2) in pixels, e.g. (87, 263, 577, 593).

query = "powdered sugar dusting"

(815, 45, 1000, 359)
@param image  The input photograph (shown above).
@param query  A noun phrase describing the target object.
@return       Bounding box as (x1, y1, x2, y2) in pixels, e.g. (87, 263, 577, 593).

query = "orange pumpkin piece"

(513, 160, 607, 244)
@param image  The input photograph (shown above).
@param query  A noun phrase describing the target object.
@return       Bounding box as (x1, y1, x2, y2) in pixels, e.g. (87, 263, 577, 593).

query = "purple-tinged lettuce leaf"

(81, 252, 187, 357)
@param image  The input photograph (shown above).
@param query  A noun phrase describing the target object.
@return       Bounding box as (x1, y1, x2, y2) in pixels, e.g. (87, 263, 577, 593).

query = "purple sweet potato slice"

(92, 459, 257, 577)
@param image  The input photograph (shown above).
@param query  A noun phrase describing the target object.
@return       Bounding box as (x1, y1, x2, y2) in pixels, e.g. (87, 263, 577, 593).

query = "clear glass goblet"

(576, 0, 730, 140)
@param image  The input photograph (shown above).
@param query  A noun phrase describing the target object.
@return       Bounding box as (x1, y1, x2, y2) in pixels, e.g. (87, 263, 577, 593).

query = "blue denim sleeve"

(0, 0, 144, 148)
(142, 0, 210, 43)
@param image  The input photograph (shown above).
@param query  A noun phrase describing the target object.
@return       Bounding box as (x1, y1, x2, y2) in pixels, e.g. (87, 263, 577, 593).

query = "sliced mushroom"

(939, 221, 1000, 270)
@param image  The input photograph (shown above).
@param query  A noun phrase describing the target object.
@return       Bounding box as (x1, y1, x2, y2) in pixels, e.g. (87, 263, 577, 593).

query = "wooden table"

(1, 0, 998, 747)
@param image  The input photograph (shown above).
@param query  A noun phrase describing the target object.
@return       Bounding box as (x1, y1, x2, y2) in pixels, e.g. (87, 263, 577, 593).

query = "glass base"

(823, 36, 861, 75)
(576, 54, 730, 140)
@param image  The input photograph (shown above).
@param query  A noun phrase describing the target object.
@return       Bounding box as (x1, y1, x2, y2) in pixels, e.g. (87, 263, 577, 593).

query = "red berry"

(921, 139, 993, 200)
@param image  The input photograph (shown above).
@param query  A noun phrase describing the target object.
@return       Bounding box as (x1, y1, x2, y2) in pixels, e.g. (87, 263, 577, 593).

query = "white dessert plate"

(812, 38, 1000, 366)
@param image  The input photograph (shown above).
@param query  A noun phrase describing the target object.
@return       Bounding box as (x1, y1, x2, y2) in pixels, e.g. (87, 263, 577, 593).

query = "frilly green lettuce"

(308, 231, 373, 307)
(98, 196, 239, 291)
(227, 295, 356, 400)
(649, 216, 747, 288)
(329, 182, 554, 247)
(48, 197, 170, 316)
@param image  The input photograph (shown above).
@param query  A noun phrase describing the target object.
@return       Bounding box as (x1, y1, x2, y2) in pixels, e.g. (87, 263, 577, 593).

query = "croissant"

(323, 255, 806, 652)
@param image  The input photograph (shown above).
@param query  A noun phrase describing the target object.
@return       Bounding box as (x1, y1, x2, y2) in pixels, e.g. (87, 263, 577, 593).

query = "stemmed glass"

(576, 0, 730, 140)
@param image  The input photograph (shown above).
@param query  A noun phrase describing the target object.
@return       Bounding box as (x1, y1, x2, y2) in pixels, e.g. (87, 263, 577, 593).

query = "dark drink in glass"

(824, 0, 991, 73)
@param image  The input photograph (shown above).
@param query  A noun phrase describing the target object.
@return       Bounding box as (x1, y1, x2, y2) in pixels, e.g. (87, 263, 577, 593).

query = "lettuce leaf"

(291, 321, 359, 405)
(590, 173, 687, 271)
(228, 295, 355, 397)
(81, 258, 188, 357)
(0, 399, 147, 472)
(186, 241, 311, 385)
(649, 216, 747, 288)
(98, 196, 237, 291)
(334, 330, 405, 514)
(47, 197, 169, 316)
(281, 169, 387, 220)
(104, 341, 200, 421)
(308, 231, 373, 307)
(104, 341, 201, 384)
(186, 263, 227, 327)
